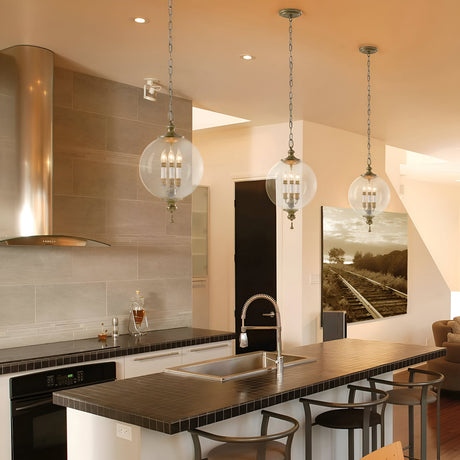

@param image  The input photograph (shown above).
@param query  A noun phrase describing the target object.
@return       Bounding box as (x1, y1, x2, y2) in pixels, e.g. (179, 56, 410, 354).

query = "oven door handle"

(14, 396, 53, 412)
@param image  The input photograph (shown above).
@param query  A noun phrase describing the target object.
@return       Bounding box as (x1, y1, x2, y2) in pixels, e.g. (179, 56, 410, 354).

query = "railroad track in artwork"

(327, 267, 407, 322)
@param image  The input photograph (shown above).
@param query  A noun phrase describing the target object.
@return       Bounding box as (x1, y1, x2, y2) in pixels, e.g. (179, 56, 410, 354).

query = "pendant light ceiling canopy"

(265, 8, 317, 230)
(139, 0, 203, 222)
(348, 45, 390, 232)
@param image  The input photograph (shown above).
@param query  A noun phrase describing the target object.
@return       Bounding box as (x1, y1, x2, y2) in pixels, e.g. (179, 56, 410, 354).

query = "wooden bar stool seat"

(189, 410, 299, 460)
(300, 384, 389, 460)
(361, 441, 404, 459)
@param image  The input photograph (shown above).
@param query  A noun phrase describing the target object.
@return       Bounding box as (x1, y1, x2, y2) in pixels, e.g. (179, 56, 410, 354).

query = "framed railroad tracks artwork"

(321, 206, 408, 323)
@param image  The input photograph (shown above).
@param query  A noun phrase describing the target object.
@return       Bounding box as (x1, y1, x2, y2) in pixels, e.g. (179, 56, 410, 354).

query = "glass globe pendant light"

(265, 8, 317, 230)
(139, 0, 203, 222)
(348, 46, 390, 232)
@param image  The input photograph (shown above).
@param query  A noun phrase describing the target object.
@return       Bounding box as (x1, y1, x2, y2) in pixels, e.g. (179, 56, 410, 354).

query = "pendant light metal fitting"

(359, 45, 378, 55)
(279, 8, 302, 19)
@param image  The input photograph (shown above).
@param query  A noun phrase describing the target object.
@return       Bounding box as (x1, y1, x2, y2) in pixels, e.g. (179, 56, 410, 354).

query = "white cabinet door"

(124, 349, 182, 379)
(181, 340, 233, 365)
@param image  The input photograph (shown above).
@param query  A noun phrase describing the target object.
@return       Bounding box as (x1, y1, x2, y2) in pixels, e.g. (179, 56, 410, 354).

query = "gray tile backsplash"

(0, 68, 193, 348)
(36, 282, 107, 322)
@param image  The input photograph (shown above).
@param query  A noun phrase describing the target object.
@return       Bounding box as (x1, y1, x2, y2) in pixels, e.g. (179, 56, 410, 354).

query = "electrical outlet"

(116, 423, 132, 441)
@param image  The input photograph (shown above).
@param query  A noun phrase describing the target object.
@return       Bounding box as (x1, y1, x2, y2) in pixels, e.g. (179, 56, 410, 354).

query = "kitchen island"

(54, 339, 445, 460)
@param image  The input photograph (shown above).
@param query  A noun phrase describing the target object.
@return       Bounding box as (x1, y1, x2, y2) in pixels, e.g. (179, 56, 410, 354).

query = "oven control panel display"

(46, 370, 84, 388)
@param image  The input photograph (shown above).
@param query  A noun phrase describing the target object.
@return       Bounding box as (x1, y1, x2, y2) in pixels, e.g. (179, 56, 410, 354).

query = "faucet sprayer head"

(239, 327, 248, 348)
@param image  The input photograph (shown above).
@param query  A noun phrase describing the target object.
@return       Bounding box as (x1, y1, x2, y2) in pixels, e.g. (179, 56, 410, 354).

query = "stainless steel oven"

(10, 362, 116, 460)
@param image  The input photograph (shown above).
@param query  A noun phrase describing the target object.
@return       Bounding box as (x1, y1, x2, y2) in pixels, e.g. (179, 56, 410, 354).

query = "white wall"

(195, 119, 451, 347)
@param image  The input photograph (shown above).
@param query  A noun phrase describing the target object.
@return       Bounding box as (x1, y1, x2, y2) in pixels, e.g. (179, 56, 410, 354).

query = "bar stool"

(189, 410, 299, 460)
(300, 385, 389, 460)
(368, 368, 444, 460)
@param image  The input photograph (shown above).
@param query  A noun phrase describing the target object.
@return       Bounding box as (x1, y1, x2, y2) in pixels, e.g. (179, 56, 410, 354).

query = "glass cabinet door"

(191, 186, 208, 278)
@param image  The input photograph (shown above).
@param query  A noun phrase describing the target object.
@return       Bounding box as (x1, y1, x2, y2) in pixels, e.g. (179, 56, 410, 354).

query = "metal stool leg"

(420, 396, 427, 460)
(348, 429, 354, 460)
(371, 425, 377, 451)
(436, 390, 441, 460)
(408, 405, 414, 460)
(303, 402, 313, 460)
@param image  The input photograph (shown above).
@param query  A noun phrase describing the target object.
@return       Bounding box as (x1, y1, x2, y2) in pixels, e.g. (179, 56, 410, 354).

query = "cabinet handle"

(189, 343, 229, 352)
(133, 351, 180, 361)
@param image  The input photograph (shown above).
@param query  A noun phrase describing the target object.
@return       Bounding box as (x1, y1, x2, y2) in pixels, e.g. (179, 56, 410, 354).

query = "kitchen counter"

(0, 328, 235, 375)
(53, 339, 445, 435)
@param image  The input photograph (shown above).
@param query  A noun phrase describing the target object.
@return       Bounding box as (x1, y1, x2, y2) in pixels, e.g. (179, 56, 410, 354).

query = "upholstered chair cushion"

(447, 332, 460, 343)
(432, 320, 452, 347)
(447, 321, 460, 334)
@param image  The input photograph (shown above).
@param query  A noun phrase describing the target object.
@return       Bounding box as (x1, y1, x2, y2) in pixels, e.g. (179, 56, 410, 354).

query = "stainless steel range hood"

(0, 45, 108, 247)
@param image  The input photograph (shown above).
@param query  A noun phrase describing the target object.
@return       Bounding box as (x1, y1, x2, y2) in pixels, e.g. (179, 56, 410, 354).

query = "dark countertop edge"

(0, 329, 236, 376)
(53, 345, 446, 435)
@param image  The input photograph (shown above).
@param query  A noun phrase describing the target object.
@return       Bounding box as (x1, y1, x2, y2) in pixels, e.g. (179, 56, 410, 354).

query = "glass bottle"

(128, 290, 148, 336)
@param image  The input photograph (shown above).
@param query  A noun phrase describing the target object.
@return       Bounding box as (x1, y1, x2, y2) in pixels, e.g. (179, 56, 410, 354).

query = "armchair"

(426, 320, 460, 392)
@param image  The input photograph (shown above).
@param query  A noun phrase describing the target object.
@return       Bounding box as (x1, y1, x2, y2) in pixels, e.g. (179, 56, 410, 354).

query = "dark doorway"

(234, 180, 277, 354)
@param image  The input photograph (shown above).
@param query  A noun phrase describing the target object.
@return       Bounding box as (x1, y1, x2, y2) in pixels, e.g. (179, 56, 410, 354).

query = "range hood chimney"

(0, 45, 108, 246)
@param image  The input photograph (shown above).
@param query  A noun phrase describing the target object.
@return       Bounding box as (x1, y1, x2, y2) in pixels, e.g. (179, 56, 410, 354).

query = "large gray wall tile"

(36, 282, 106, 322)
(138, 92, 191, 131)
(106, 199, 166, 236)
(74, 72, 138, 120)
(54, 106, 106, 150)
(138, 245, 192, 279)
(73, 159, 138, 200)
(54, 67, 73, 108)
(106, 117, 162, 155)
(53, 156, 74, 195)
(72, 247, 137, 281)
(0, 93, 16, 137)
(0, 285, 35, 326)
(0, 247, 73, 284)
(53, 196, 106, 236)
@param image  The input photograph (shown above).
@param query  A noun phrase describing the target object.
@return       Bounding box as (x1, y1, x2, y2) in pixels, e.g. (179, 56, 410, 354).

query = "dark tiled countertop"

(0, 328, 235, 375)
(53, 339, 445, 434)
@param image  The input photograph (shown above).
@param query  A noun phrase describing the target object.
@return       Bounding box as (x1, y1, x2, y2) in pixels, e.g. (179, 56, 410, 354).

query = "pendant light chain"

(366, 52, 372, 173)
(288, 16, 294, 152)
(168, 0, 174, 125)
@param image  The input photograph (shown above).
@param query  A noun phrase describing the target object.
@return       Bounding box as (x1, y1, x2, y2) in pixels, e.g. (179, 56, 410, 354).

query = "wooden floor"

(393, 390, 460, 459)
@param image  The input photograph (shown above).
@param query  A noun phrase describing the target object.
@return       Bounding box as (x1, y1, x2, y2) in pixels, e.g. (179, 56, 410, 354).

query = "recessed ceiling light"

(240, 54, 255, 61)
(133, 17, 149, 24)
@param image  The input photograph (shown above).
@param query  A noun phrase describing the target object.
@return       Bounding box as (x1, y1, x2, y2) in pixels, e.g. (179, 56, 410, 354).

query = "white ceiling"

(2, 0, 460, 159)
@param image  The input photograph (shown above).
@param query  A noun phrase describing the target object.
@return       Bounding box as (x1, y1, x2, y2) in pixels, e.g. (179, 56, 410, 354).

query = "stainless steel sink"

(165, 351, 316, 382)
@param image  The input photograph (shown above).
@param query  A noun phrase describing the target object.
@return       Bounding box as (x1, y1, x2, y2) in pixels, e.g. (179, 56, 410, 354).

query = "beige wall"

(195, 120, 451, 347)
(386, 145, 460, 292)
(0, 69, 193, 348)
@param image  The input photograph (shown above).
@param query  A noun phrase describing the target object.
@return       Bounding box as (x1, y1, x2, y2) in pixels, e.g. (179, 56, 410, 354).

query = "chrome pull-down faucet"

(239, 293, 283, 378)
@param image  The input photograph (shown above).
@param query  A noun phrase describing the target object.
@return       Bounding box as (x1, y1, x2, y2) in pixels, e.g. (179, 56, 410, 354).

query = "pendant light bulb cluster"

(265, 8, 317, 230)
(139, 0, 203, 222)
(348, 46, 390, 232)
